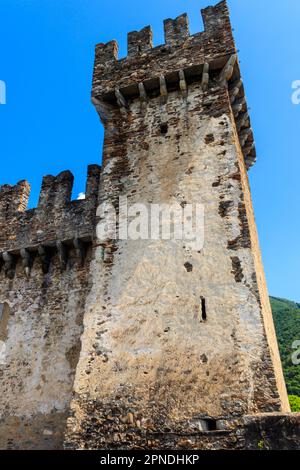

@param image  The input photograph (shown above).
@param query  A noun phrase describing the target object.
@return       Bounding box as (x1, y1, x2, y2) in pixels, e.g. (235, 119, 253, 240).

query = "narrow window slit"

(201, 297, 207, 321)
(160, 123, 168, 135)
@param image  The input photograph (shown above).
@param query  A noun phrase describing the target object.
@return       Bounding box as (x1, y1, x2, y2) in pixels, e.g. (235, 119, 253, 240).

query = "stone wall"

(68, 413, 300, 450)
(0, 165, 100, 449)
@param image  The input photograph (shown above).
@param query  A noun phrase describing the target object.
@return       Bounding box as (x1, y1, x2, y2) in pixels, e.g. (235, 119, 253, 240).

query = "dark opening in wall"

(160, 123, 168, 135)
(201, 297, 207, 321)
(205, 133, 215, 144)
(184, 262, 193, 272)
(0, 303, 10, 342)
(203, 419, 218, 431)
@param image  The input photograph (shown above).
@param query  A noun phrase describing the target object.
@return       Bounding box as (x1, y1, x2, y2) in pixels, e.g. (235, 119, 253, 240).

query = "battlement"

(93, 1, 234, 94)
(92, 0, 256, 169)
(92, 1, 236, 102)
(94, 1, 232, 67)
(0, 180, 31, 216)
(0, 164, 101, 278)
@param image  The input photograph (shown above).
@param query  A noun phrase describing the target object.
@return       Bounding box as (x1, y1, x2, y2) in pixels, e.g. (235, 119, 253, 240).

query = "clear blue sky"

(0, 0, 299, 301)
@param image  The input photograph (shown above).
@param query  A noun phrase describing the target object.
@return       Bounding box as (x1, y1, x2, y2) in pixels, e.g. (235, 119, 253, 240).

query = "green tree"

(288, 395, 300, 412)
(271, 297, 300, 398)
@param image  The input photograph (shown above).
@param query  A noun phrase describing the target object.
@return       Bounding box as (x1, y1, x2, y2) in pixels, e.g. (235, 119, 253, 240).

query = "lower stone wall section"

(64, 409, 300, 450)
(0, 247, 92, 450)
(241, 413, 300, 450)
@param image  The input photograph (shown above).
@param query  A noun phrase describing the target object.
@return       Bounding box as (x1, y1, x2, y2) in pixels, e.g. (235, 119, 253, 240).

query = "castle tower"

(64, 0, 290, 449)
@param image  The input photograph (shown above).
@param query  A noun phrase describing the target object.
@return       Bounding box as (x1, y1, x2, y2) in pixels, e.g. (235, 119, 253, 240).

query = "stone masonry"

(1, 0, 299, 450)
(0, 166, 100, 449)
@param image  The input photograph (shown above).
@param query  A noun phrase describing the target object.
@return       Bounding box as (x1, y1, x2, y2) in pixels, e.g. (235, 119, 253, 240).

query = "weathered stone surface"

(0, 0, 298, 451)
(65, 408, 300, 450)
(64, 0, 291, 450)
(0, 166, 100, 449)
(0, 165, 101, 254)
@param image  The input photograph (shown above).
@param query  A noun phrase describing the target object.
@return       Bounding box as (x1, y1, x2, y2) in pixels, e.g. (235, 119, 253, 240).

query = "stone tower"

(65, 0, 290, 450)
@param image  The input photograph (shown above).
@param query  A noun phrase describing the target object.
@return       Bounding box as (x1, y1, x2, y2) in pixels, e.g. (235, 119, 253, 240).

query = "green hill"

(270, 296, 300, 408)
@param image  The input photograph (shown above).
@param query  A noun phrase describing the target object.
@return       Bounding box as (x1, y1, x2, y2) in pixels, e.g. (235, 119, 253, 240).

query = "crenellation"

(128, 26, 153, 56)
(0, 180, 30, 219)
(93, 0, 234, 74)
(86, 164, 102, 201)
(164, 14, 190, 46)
(90, 2, 258, 170)
(94, 40, 118, 66)
(201, 0, 232, 34)
(0, 164, 101, 278)
(38, 170, 74, 210)
(92, 1, 236, 100)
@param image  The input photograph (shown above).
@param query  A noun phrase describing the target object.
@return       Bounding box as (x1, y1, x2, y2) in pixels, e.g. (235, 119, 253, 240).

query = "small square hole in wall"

(199, 418, 218, 431)
(205, 419, 218, 431)
(160, 123, 168, 135)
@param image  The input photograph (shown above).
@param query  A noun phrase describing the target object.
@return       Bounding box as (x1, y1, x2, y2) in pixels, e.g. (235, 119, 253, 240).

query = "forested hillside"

(271, 296, 300, 411)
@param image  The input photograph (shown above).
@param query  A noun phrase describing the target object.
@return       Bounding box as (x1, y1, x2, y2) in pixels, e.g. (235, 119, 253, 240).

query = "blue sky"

(0, 0, 299, 301)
